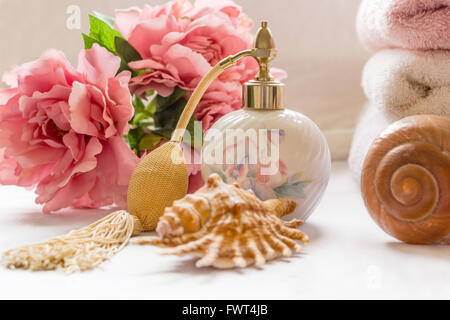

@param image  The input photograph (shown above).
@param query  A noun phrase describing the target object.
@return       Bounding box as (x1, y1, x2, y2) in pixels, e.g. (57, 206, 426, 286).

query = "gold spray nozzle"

(253, 21, 277, 81)
(218, 21, 278, 75)
(217, 21, 283, 110)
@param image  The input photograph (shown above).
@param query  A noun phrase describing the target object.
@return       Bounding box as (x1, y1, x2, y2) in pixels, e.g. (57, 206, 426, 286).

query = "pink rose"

(115, 0, 256, 98)
(0, 44, 139, 213)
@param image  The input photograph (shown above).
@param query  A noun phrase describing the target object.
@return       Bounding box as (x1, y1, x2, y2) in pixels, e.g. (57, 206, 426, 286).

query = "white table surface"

(0, 162, 448, 300)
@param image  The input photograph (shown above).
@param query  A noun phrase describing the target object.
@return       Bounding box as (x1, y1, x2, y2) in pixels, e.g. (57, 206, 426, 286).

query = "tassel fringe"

(1, 210, 141, 273)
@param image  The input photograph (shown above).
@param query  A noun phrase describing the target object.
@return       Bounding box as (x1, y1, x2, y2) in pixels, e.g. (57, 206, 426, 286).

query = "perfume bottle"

(201, 23, 331, 221)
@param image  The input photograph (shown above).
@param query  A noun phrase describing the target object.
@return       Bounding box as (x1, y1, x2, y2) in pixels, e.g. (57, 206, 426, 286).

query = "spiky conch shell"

(133, 174, 309, 269)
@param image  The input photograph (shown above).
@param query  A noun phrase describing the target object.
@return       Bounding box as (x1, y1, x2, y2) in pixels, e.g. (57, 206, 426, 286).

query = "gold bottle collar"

(243, 80, 285, 110)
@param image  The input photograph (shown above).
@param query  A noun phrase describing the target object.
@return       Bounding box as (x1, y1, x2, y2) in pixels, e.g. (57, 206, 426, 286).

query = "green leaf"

(128, 90, 203, 151)
(82, 33, 97, 50)
(273, 181, 311, 199)
(146, 96, 157, 114)
(151, 128, 173, 141)
(132, 96, 146, 114)
(139, 132, 164, 152)
(154, 88, 187, 112)
(152, 95, 203, 147)
(114, 37, 143, 73)
(130, 96, 158, 127)
(118, 61, 130, 74)
(88, 14, 123, 53)
(92, 11, 115, 28)
(153, 98, 187, 135)
(83, 12, 143, 76)
(136, 69, 152, 76)
(115, 37, 142, 64)
(132, 113, 149, 126)
(186, 114, 204, 147)
(126, 127, 144, 156)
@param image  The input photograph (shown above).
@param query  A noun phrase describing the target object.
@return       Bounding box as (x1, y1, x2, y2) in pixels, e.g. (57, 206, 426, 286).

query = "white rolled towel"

(362, 49, 450, 121)
(348, 105, 392, 184)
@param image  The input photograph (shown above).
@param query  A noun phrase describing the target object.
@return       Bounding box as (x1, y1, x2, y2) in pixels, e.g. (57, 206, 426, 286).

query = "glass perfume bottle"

(201, 24, 331, 221)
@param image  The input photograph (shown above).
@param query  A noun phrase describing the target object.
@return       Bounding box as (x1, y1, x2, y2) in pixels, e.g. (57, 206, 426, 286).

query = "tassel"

(1, 210, 141, 273)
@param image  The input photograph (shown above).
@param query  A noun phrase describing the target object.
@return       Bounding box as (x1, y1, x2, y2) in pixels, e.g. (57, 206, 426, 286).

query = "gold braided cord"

(171, 64, 225, 142)
(1, 211, 141, 272)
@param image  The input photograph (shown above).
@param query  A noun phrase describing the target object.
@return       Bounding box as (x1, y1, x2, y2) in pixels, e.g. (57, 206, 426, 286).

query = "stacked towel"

(349, 106, 391, 183)
(350, 0, 450, 181)
(357, 0, 450, 51)
(362, 49, 450, 121)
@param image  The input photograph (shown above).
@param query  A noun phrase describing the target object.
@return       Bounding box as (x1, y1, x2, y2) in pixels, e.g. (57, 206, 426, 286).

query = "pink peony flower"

(181, 143, 204, 193)
(0, 44, 139, 213)
(115, 0, 287, 134)
(115, 0, 257, 98)
(188, 171, 204, 194)
(193, 80, 242, 131)
(0, 148, 19, 185)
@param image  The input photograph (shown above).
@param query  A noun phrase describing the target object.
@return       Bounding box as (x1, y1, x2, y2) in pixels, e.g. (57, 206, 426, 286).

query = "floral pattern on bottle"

(204, 128, 312, 201)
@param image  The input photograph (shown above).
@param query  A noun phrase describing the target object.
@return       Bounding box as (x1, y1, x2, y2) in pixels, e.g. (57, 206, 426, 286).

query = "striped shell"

(133, 174, 309, 268)
(362, 115, 450, 244)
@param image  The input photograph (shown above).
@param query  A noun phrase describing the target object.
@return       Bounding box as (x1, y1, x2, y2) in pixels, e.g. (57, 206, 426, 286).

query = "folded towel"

(348, 105, 391, 183)
(357, 0, 450, 51)
(362, 49, 450, 121)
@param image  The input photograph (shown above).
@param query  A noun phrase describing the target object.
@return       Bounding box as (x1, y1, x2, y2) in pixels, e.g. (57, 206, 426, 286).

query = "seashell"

(133, 174, 309, 268)
(361, 115, 450, 244)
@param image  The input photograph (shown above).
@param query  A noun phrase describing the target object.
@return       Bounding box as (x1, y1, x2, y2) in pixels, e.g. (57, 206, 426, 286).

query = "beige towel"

(362, 49, 450, 122)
